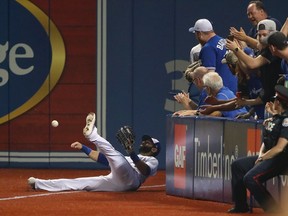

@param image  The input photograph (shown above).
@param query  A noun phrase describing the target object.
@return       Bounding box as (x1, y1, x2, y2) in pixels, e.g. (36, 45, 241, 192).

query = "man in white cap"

(189, 18, 238, 94)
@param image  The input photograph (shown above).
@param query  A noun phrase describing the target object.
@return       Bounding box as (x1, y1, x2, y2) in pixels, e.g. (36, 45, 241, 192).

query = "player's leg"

(82, 112, 141, 190)
(29, 174, 122, 192)
(83, 113, 126, 165)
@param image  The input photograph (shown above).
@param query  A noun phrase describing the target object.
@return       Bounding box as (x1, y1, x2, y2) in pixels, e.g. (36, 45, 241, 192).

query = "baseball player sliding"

(28, 112, 160, 192)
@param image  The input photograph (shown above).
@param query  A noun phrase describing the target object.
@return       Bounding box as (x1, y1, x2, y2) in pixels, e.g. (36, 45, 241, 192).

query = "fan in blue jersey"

(189, 18, 238, 94)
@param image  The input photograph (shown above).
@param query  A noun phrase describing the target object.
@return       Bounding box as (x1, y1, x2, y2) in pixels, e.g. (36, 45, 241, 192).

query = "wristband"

(81, 144, 92, 155)
(130, 151, 140, 164)
(234, 47, 239, 52)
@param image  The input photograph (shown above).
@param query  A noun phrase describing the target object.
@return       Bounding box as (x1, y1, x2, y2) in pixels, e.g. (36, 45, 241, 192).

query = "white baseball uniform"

(33, 126, 159, 192)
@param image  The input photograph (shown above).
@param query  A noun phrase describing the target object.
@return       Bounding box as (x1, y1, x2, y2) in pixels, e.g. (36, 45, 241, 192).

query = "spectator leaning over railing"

(174, 65, 208, 111)
(226, 19, 284, 112)
(221, 49, 264, 120)
(173, 71, 247, 118)
(189, 18, 238, 94)
(265, 31, 288, 74)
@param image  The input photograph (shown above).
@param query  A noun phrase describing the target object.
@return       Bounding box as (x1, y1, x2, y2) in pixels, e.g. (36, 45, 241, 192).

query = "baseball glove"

(116, 126, 136, 154)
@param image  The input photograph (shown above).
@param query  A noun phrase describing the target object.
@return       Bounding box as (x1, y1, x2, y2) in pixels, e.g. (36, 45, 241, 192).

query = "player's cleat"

(28, 177, 36, 189)
(83, 112, 96, 137)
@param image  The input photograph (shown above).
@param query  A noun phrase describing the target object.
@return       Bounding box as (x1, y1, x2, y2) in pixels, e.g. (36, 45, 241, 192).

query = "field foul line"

(140, 184, 166, 189)
(0, 191, 81, 201)
(0, 184, 166, 201)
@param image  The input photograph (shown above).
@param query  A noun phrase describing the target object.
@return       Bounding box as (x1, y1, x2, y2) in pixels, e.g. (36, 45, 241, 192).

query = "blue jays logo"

(0, 0, 65, 124)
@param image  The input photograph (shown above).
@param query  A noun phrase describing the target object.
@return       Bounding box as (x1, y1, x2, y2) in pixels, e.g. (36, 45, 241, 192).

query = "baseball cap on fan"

(257, 19, 276, 31)
(142, 135, 161, 156)
(189, 19, 213, 33)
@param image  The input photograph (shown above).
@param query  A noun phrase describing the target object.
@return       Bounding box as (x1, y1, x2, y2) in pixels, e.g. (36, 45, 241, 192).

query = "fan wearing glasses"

(174, 71, 247, 118)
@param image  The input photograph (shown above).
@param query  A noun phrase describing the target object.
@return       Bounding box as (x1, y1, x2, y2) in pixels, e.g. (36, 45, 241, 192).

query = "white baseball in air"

(51, 120, 59, 127)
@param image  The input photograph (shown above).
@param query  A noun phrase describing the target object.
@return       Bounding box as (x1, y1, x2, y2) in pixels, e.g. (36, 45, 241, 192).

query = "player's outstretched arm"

(71, 141, 98, 161)
(71, 141, 108, 166)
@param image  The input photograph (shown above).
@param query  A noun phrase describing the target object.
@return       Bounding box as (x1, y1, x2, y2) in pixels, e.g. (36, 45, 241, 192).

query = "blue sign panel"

(223, 120, 259, 203)
(193, 117, 224, 202)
